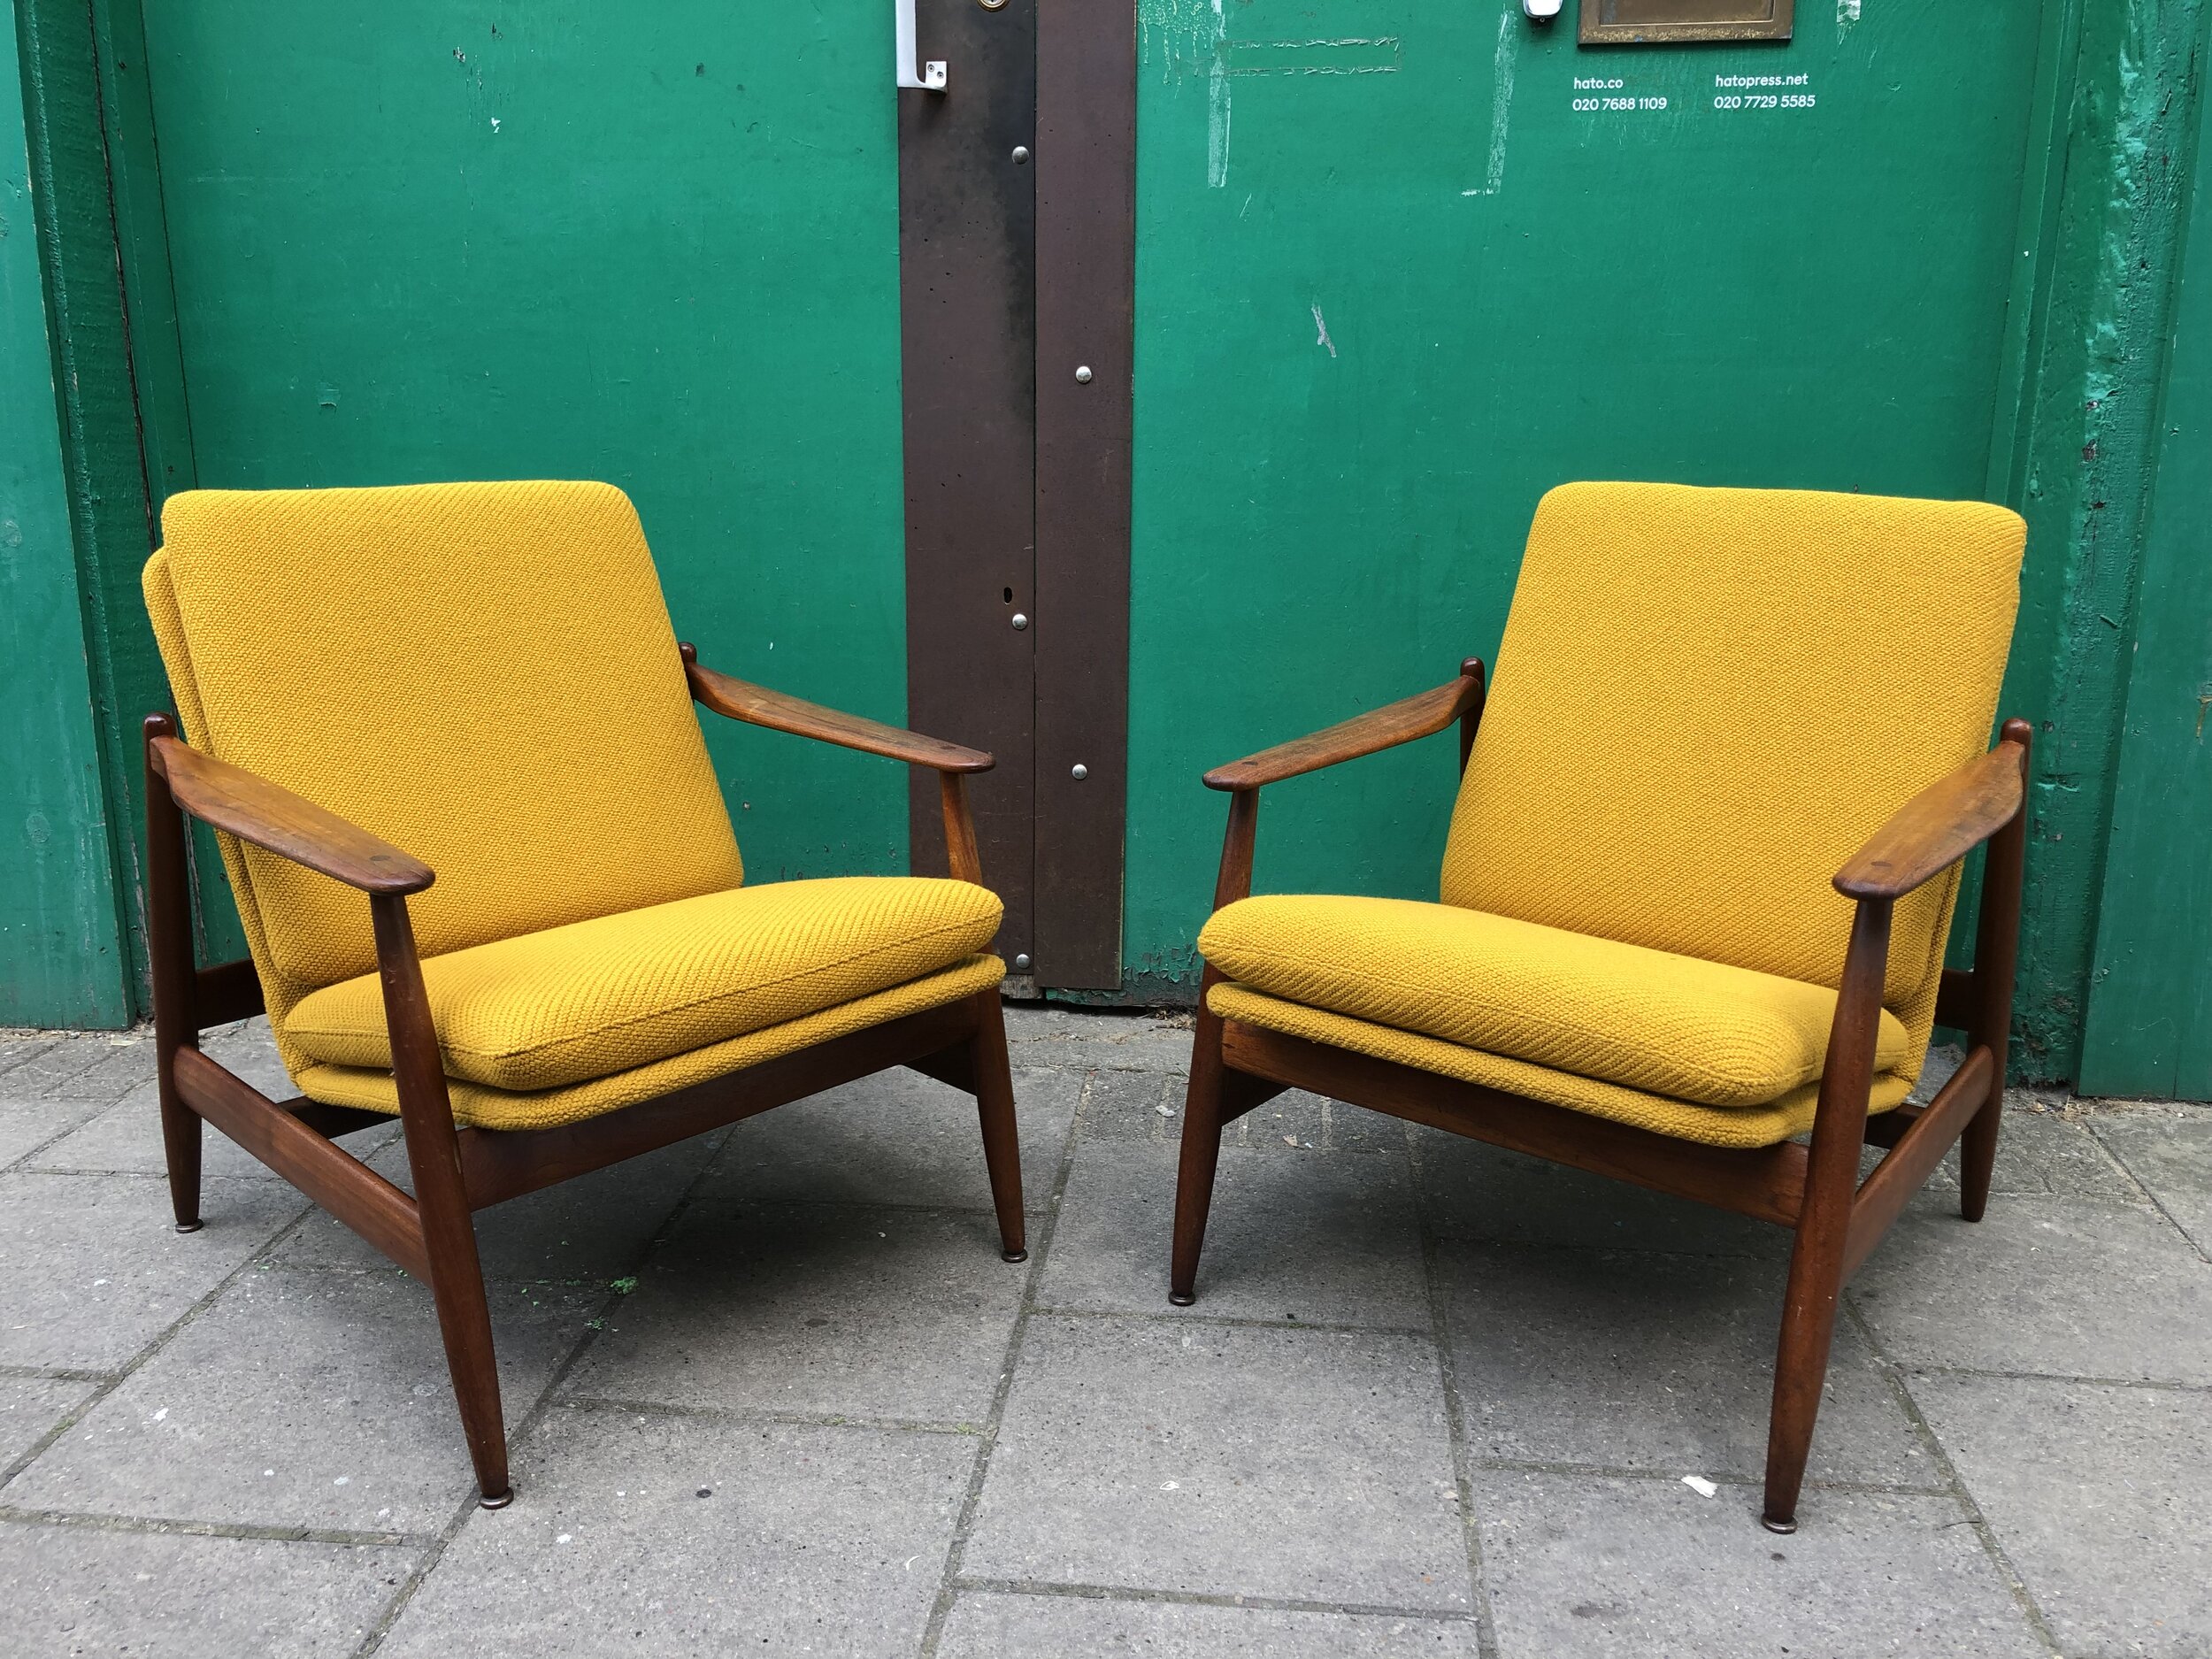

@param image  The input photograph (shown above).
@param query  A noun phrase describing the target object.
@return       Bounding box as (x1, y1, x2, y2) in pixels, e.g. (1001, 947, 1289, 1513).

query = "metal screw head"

(1011, 144, 1030, 164)
(1010, 612, 1029, 631)
(979, 0, 1007, 9)
(1074, 365, 1094, 384)
(1071, 763, 1088, 780)
(1012, 952, 1032, 972)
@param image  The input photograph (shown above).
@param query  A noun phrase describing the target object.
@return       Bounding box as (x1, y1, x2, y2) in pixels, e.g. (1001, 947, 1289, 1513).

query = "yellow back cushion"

(1442, 482, 2024, 1015)
(146, 482, 742, 1005)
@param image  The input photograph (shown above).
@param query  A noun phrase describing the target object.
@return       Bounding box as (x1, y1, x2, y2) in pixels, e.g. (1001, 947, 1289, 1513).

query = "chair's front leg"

(371, 893, 512, 1509)
(144, 716, 206, 1233)
(967, 989, 1027, 1261)
(1170, 787, 1260, 1306)
(1763, 896, 1893, 1533)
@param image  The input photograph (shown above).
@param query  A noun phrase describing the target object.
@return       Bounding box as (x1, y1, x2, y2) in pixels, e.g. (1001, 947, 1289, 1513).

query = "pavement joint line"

(553, 1394, 986, 1438)
(916, 1058, 1089, 1659)
(950, 1575, 1485, 1622)
(1410, 1135, 1504, 1659)
(1894, 1361, 2212, 1394)
(1022, 1303, 1432, 1338)
(2085, 1121, 2212, 1264)
(0, 1503, 420, 1550)
(0, 1187, 319, 1495)
(350, 1097, 773, 1656)
(1845, 1294, 2065, 1656)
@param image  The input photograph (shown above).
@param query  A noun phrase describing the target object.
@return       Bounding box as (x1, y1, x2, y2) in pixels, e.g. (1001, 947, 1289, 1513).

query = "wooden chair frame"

(1169, 658, 2032, 1532)
(143, 644, 1025, 1508)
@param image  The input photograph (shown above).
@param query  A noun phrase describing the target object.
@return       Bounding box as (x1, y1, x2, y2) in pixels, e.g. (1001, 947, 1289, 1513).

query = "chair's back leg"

(371, 894, 512, 1508)
(967, 989, 1028, 1262)
(1961, 720, 2032, 1222)
(144, 716, 205, 1233)
(1764, 896, 1893, 1533)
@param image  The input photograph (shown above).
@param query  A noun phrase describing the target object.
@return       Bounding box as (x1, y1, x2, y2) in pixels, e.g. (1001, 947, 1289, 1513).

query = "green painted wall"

(2, 0, 130, 1025)
(2078, 23, 2212, 1098)
(2000, 0, 2212, 1082)
(1125, 0, 2050, 992)
(85, 2, 916, 970)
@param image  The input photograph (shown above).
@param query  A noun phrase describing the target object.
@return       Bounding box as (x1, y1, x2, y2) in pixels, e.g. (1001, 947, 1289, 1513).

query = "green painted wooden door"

(1122, 0, 2057, 991)
(2078, 68, 2212, 1101)
(130, 4, 912, 958)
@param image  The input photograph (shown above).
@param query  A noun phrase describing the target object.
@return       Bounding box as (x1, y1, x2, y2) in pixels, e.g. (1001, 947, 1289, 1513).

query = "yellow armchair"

(140, 480, 1026, 1507)
(1170, 481, 2030, 1532)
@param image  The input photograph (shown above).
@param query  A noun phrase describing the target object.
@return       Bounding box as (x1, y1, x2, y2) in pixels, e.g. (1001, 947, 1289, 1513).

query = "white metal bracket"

(896, 0, 948, 90)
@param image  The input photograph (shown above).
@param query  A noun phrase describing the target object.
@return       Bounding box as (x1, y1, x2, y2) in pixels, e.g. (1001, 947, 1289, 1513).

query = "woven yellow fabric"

(286, 877, 1002, 1090)
(1210, 983, 1914, 1149)
(1199, 894, 1906, 1110)
(145, 483, 743, 1028)
(300, 955, 1006, 1132)
(1440, 482, 2022, 1079)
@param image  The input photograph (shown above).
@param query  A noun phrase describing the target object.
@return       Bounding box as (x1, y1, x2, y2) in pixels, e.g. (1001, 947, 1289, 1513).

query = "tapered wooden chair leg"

(1170, 1000, 1230, 1305)
(144, 715, 204, 1233)
(968, 991, 1027, 1262)
(417, 1190, 513, 1509)
(156, 1088, 205, 1233)
(1959, 1095, 2002, 1223)
(1762, 1215, 1847, 1532)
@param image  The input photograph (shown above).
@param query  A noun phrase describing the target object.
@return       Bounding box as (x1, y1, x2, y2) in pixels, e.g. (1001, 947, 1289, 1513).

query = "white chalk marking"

(1206, 0, 1231, 188)
(1461, 5, 1518, 197)
(1311, 303, 1338, 358)
(1837, 0, 1861, 36)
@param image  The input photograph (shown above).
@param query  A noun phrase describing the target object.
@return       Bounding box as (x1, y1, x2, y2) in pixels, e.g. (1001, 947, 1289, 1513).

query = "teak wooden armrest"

(683, 645, 993, 773)
(148, 731, 433, 895)
(682, 643, 995, 885)
(1202, 660, 1486, 792)
(1834, 731, 2030, 900)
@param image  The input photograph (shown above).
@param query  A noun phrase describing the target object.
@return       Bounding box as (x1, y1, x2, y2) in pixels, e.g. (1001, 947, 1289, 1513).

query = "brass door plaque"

(1580, 0, 1793, 44)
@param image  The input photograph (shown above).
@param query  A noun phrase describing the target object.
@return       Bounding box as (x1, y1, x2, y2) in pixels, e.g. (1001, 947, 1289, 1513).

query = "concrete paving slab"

(277, 1132, 721, 1283)
(1437, 1241, 1934, 1486)
(964, 1315, 1470, 1611)
(7, 1266, 594, 1534)
(375, 1408, 971, 1659)
(710, 1064, 1077, 1212)
(939, 1590, 1479, 1655)
(0, 1094, 107, 1171)
(2093, 1111, 2212, 1256)
(1079, 1068, 1180, 1143)
(0, 1518, 415, 1658)
(1416, 1133, 1790, 1259)
(0, 1375, 96, 1471)
(1853, 1194, 2212, 1383)
(1223, 1089, 1331, 1152)
(1896, 1109, 2147, 1202)
(4, 1035, 158, 1104)
(0, 1033, 65, 1080)
(1474, 1470, 2046, 1658)
(1911, 1371, 2211, 1659)
(1005, 1007, 1194, 1074)
(1037, 1141, 1429, 1329)
(0, 1173, 307, 1370)
(28, 1077, 397, 1181)
(568, 1202, 1026, 1425)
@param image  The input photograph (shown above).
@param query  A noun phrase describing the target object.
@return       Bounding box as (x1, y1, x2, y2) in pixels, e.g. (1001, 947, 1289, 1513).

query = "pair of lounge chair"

(141, 479, 2026, 1532)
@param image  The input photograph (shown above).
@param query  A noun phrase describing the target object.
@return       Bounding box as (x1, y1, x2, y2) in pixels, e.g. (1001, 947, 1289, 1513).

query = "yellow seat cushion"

(298, 955, 1007, 1133)
(1209, 983, 1914, 1150)
(1441, 482, 2024, 1080)
(285, 877, 1004, 1092)
(1200, 894, 1907, 1110)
